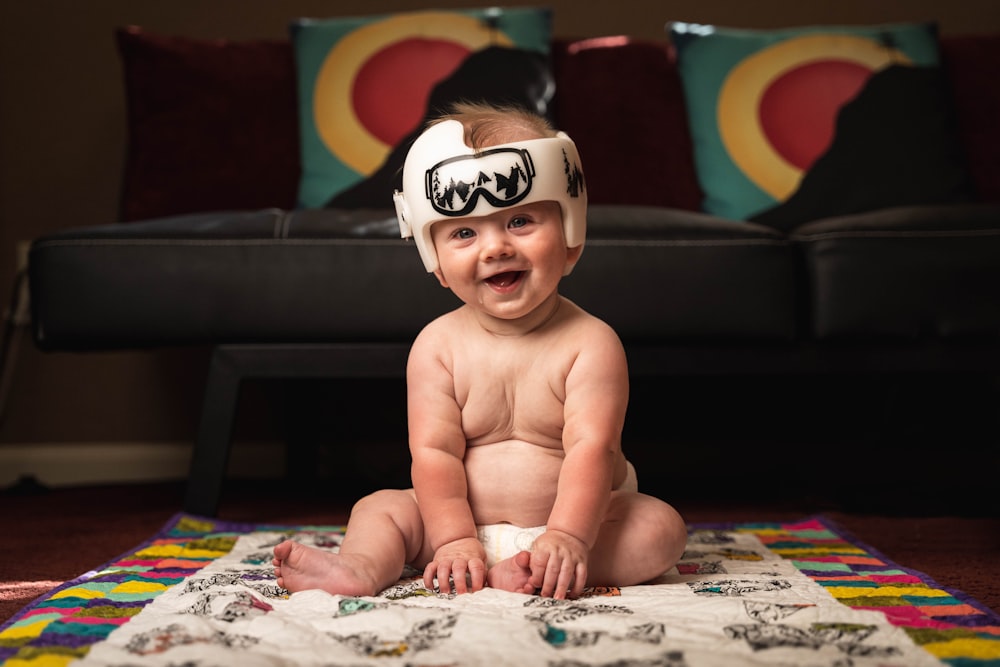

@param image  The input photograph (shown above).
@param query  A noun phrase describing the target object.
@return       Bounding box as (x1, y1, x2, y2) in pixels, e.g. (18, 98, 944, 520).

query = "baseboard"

(0, 441, 286, 488)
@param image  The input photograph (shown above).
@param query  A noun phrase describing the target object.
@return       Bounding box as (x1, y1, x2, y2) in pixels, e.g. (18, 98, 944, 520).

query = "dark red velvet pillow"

(551, 37, 702, 211)
(116, 26, 300, 221)
(941, 33, 1000, 204)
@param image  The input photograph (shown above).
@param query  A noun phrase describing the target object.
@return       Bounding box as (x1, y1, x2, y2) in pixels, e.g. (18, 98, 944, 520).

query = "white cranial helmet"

(393, 119, 587, 273)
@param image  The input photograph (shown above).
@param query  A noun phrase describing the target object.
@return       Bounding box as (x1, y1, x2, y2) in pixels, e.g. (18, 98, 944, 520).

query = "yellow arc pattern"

(315, 12, 514, 174)
(717, 34, 911, 200)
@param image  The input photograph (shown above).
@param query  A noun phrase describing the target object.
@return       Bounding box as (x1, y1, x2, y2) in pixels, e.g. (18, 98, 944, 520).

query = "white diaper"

(619, 460, 638, 493)
(476, 460, 639, 568)
(476, 523, 546, 569)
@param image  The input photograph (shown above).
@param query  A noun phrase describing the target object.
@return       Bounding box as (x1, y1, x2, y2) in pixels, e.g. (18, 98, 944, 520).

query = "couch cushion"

(668, 21, 972, 229)
(28, 210, 455, 349)
(28, 206, 797, 350)
(565, 206, 797, 340)
(293, 8, 553, 210)
(793, 204, 1000, 339)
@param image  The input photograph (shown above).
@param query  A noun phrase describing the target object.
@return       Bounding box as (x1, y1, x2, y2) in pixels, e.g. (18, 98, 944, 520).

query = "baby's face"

(430, 201, 581, 321)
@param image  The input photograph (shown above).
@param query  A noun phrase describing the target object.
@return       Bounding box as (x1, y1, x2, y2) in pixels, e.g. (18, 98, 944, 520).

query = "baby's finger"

(552, 561, 577, 600)
(452, 559, 468, 594)
(569, 562, 587, 599)
(540, 555, 564, 598)
(468, 558, 487, 592)
(529, 548, 558, 589)
(528, 550, 551, 590)
(423, 562, 438, 591)
(436, 562, 453, 594)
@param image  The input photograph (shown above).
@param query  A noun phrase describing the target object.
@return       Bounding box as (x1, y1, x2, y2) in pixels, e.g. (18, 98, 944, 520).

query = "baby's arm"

(407, 328, 487, 594)
(532, 323, 629, 598)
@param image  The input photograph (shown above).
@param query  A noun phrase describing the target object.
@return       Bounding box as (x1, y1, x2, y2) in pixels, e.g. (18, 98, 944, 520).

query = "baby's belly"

(464, 440, 563, 527)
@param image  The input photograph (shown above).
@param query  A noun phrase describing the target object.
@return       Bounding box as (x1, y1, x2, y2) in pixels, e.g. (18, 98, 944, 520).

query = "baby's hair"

(431, 101, 557, 151)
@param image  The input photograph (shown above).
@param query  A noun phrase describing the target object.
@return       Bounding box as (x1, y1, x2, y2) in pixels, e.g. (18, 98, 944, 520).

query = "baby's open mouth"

(485, 271, 524, 288)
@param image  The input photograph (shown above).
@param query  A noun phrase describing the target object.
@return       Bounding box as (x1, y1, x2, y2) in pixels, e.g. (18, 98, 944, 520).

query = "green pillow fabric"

(667, 21, 964, 225)
(292, 8, 552, 210)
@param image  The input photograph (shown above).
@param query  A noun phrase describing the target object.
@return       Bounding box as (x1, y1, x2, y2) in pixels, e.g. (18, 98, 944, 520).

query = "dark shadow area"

(231, 371, 999, 517)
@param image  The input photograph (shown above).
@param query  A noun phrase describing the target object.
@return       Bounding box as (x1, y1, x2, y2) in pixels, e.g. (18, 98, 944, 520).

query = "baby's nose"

(480, 230, 514, 260)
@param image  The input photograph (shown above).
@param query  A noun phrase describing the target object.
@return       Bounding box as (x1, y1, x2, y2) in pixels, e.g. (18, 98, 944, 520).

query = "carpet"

(2, 514, 998, 666)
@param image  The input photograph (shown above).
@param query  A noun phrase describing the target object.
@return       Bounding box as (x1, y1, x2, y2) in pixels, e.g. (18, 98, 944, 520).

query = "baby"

(273, 102, 686, 599)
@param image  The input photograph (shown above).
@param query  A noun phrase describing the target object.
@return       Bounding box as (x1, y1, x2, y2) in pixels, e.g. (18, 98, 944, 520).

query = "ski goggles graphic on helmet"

(394, 119, 587, 274)
(426, 147, 536, 217)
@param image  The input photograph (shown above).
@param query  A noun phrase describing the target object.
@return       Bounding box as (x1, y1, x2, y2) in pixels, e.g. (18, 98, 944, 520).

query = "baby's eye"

(508, 216, 529, 229)
(452, 227, 476, 240)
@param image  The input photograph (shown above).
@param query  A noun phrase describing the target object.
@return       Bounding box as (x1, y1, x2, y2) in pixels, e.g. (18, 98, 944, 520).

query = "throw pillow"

(940, 33, 1000, 204)
(550, 37, 702, 211)
(667, 21, 973, 229)
(291, 8, 553, 210)
(116, 26, 300, 222)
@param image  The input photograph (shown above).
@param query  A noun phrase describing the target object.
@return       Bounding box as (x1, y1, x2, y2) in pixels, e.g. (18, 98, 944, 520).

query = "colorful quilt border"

(1, 514, 997, 666)
(706, 518, 1000, 665)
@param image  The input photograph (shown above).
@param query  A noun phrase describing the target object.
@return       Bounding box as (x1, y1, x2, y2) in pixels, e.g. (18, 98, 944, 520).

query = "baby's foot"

(272, 540, 378, 596)
(486, 551, 535, 594)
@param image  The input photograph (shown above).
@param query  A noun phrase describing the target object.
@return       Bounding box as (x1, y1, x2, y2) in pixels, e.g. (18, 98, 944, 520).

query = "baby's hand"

(423, 537, 487, 594)
(529, 529, 589, 599)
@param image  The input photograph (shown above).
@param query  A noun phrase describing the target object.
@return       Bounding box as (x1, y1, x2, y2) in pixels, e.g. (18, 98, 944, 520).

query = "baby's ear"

(562, 244, 584, 276)
(433, 269, 450, 288)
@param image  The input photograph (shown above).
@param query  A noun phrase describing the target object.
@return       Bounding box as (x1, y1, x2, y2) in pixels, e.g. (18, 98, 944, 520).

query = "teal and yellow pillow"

(667, 22, 971, 227)
(292, 8, 552, 209)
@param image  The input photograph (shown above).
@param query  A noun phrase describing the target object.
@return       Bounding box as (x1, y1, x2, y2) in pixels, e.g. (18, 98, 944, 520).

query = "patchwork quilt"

(2, 514, 998, 666)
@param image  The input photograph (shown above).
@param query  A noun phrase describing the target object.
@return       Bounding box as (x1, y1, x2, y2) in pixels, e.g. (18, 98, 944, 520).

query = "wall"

(1, 0, 998, 476)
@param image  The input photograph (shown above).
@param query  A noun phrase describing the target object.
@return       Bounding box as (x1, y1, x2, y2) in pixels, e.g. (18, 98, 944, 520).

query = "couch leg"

(184, 346, 242, 516)
(181, 342, 412, 515)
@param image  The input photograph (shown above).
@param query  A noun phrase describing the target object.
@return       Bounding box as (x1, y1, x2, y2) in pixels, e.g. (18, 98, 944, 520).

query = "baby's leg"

(273, 489, 424, 596)
(586, 492, 687, 587)
(486, 551, 535, 594)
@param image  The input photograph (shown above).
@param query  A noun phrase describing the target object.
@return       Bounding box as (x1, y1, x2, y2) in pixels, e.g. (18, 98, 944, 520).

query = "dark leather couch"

(27, 32, 1000, 515)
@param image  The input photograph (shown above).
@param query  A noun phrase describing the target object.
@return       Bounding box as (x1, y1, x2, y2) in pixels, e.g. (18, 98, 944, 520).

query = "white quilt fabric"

(74, 528, 943, 666)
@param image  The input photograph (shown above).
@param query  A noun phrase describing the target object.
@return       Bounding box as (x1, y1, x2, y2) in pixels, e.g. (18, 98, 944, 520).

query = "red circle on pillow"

(353, 38, 472, 148)
(758, 60, 871, 171)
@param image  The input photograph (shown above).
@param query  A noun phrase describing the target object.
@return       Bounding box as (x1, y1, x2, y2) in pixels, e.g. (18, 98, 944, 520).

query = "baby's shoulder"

(407, 308, 465, 368)
(412, 307, 469, 345)
(558, 299, 622, 344)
